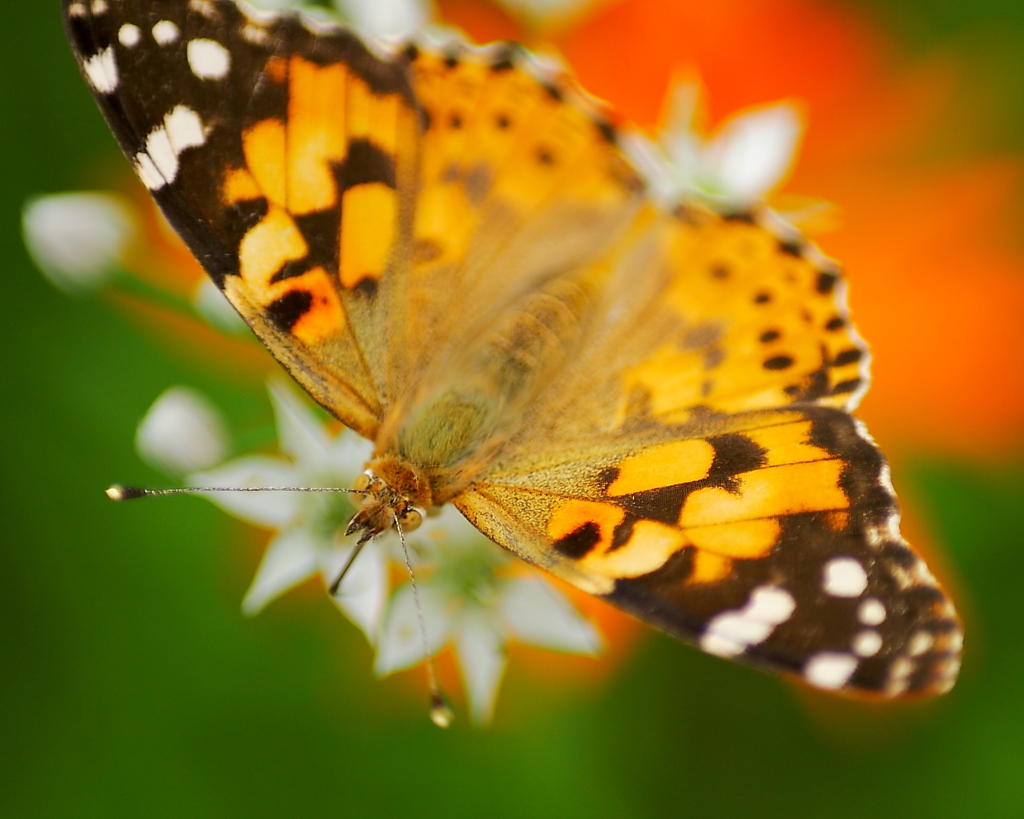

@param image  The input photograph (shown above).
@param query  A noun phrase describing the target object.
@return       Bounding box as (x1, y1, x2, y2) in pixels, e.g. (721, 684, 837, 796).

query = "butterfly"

(63, 0, 961, 698)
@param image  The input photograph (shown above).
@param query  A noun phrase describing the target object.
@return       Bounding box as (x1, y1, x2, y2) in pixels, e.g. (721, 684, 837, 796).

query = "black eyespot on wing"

(553, 521, 602, 559)
(708, 433, 768, 483)
(617, 485, 689, 526)
(595, 118, 617, 144)
(817, 270, 839, 294)
(778, 238, 804, 257)
(267, 289, 313, 332)
(341, 139, 397, 190)
(833, 348, 863, 367)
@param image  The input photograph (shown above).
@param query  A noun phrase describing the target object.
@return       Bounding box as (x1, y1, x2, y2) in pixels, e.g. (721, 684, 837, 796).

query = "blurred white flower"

(163, 377, 603, 723)
(193, 277, 250, 335)
(188, 379, 387, 636)
(376, 512, 603, 724)
(245, 0, 313, 10)
(22, 192, 135, 295)
(627, 81, 805, 211)
(136, 386, 229, 477)
(334, 0, 430, 39)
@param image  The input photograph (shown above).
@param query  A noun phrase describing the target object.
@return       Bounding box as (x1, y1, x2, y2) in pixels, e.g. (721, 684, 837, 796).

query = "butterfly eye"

(353, 473, 371, 492)
(399, 508, 423, 533)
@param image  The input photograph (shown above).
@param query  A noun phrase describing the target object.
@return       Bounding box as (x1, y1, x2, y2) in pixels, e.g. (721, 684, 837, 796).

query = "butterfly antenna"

(394, 513, 453, 728)
(106, 484, 367, 500)
(328, 538, 368, 596)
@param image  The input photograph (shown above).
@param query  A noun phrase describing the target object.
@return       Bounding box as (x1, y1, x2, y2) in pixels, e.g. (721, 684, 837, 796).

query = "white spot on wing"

(858, 598, 886, 625)
(134, 152, 164, 190)
(700, 586, 795, 658)
(853, 630, 882, 657)
(136, 106, 207, 189)
(187, 39, 231, 80)
(242, 24, 268, 44)
(152, 20, 180, 45)
(804, 652, 858, 690)
(164, 105, 206, 154)
(188, 0, 218, 18)
(822, 557, 868, 598)
(84, 47, 118, 94)
(886, 656, 914, 696)
(67, 3, 87, 17)
(145, 127, 178, 184)
(119, 24, 141, 48)
(908, 631, 935, 657)
(91, 0, 108, 14)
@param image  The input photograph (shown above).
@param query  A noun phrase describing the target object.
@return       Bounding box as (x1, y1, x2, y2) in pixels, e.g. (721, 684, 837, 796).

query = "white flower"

(375, 511, 603, 724)
(22, 192, 135, 295)
(192, 277, 249, 335)
(188, 379, 385, 637)
(136, 386, 229, 477)
(627, 81, 805, 211)
(334, 0, 430, 39)
(163, 378, 602, 724)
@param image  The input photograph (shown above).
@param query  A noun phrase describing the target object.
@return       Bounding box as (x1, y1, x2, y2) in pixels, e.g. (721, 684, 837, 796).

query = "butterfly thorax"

(373, 275, 597, 505)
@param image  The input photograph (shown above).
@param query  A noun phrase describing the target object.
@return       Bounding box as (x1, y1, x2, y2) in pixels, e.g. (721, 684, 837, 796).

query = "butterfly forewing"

(64, 0, 424, 438)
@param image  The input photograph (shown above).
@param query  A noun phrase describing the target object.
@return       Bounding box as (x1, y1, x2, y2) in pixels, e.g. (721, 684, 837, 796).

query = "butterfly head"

(346, 455, 432, 544)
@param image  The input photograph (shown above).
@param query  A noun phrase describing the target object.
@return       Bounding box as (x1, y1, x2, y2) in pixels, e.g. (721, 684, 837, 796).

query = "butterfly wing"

(63, 0, 427, 438)
(64, 0, 961, 697)
(63, 1, 645, 434)
(455, 209, 962, 698)
(390, 41, 644, 396)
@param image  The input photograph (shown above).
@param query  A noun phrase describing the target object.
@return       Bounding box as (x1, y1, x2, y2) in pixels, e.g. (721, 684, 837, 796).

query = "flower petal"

(188, 456, 300, 527)
(267, 379, 334, 469)
(373, 583, 449, 676)
(322, 540, 390, 642)
(454, 615, 507, 725)
(334, 0, 428, 39)
(326, 428, 373, 481)
(192, 277, 248, 335)
(242, 528, 323, 615)
(703, 102, 803, 203)
(500, 577, 603, 655)
(22, 192, 134, 295)
(135, 386, 228, 477)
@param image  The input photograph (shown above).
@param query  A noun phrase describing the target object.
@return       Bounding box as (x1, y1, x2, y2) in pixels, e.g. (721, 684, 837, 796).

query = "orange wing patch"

(621, 211, 869, 425)
(478, 410, 857, 590)
(607, 438, 715, 496)
(286, 56, 350, 215)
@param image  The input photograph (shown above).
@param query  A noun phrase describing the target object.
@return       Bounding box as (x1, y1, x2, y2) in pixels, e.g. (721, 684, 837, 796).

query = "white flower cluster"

(625, 80, 806, 212)
(248, 0, 598, 38)
(136, 379, 602, 724)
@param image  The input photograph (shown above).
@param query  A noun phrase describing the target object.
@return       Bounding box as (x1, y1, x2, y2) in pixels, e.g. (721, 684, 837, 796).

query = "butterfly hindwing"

(458, 405, 961, 697)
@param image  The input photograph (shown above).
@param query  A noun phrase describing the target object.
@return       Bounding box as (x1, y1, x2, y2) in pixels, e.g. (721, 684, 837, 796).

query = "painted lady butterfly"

(64, 0, 961, 697)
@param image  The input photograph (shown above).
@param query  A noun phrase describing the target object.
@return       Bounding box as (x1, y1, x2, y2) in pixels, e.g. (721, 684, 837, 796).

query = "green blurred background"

(2, 0, 1023, 816)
